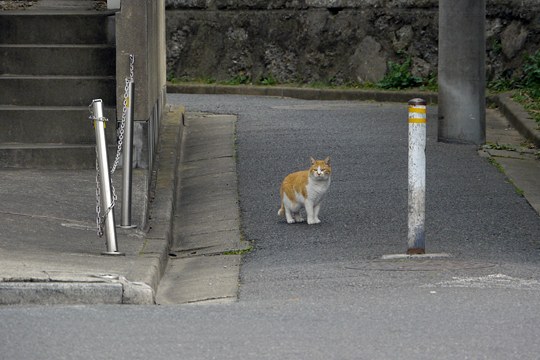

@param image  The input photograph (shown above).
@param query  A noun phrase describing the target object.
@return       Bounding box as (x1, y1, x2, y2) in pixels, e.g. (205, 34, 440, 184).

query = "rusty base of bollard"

(407, 248, 426, 255)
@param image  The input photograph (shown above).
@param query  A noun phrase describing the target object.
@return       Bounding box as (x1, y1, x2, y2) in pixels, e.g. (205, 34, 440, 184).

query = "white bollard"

(407, 98, 427, 255)
(90, 99, 123, 256)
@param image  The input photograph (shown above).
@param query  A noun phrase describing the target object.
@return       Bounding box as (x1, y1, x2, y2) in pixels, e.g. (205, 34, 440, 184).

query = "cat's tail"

(278, 186, 285, 216)
(278, 202, 285, 217)
(278, 187, 285, 216)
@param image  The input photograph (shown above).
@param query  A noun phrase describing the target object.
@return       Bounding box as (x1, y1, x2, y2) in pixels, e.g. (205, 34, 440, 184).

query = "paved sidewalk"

(0, 86, 538, 305)
(482, 108, 540, 214)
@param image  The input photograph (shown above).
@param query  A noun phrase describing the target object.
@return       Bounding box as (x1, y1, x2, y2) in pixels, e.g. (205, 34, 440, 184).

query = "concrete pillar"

(438, 0, 486, 145)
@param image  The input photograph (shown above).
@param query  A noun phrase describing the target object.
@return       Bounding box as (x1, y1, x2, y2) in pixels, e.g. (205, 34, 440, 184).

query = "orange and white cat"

(278, 157, 332, 225)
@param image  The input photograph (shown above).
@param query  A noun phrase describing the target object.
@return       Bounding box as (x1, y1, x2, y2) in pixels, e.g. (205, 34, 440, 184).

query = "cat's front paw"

(307, 218, 321, 225)
(287, 219, 296, 224)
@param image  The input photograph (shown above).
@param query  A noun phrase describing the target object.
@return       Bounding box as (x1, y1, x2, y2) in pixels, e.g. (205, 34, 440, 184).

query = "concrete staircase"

(0, 3, 117, 169)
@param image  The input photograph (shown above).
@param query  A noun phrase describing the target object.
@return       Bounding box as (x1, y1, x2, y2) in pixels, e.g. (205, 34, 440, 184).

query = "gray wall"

(116, 0, 167, 169)
(165, 0, 540, 86)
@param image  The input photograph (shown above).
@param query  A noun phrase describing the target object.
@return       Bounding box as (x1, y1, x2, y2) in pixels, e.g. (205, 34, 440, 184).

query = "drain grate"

(345, 259, 497, 272)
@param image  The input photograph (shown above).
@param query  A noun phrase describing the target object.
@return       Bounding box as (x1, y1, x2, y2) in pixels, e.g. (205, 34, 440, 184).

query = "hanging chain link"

(111, 54, 135, 175)
(91, 54, 135, 237)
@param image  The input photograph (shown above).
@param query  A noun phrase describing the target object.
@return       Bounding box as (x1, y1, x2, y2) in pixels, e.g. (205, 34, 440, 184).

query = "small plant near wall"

(488, 50, 540, 126)
(376, 56, 423, 90)
(225, 73, 252, 85)
(522, 50, 540, 98)
(258, 74, 278, 86)
(515, 50, 540, 126)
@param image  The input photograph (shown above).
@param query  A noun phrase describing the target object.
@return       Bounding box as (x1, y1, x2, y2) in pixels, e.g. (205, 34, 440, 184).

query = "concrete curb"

(0, 281, 124, 305)
(168, 83, 539, 146)
(127, 105, 185, 304)
(167, 83, 439, 104)
(0, 276, 153, 305)
(155, 112, 251, 304)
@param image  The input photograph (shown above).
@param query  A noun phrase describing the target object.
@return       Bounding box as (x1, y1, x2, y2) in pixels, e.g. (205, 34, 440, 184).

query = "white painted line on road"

(426, 274, 540, 290)
(381, 253, 451, 260)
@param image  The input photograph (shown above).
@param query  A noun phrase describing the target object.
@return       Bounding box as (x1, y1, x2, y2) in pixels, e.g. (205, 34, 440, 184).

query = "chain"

(95, 154, 102, 236)
(95, 153, 114, 237)
(94, 155, 117, 237)
(91, 54, 135, 237)
(111, 54, 134, 175)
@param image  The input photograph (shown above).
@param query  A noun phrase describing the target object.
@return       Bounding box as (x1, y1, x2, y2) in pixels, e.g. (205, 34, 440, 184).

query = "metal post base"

(101, 251, 126, 256)
(118, 224, 138, 229)
(407, 248, 426, 255)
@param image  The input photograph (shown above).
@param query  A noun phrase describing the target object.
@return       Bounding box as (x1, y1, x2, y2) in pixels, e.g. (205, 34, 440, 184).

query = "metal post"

(91, 99, 123, 256)
(148, 113, 154, 173)
(120, 80, 137, 228)
(407, 98, 427, 255)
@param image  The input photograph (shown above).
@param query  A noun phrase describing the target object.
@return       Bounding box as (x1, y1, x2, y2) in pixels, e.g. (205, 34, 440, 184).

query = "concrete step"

(0, 106, 116, 144)
(0, 44, 115, 76)
(0, 12, 115, 45)
(0, 75, 116, 106)
(0, 143, 118, 169)
(0, 8, 118, 169)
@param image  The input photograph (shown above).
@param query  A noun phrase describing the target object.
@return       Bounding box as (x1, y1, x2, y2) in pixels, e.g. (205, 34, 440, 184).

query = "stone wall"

(165, 0, 540, 86)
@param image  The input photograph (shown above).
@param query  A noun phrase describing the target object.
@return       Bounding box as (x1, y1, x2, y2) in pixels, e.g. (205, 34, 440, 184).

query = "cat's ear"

(324, 156, 331, 165)
(310, 157, 316, 165)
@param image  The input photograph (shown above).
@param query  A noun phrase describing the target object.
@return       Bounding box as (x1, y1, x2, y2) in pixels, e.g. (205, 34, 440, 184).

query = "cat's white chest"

(306, 176, 331, 204)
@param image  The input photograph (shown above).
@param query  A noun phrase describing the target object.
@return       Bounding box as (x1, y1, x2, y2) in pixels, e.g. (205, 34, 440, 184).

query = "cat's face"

(309, 157, 332, 180)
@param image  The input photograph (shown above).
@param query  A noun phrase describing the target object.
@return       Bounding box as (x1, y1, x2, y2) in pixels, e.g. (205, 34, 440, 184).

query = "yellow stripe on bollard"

(408, 105, 427, 123)
(408, 107, 426, 114)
